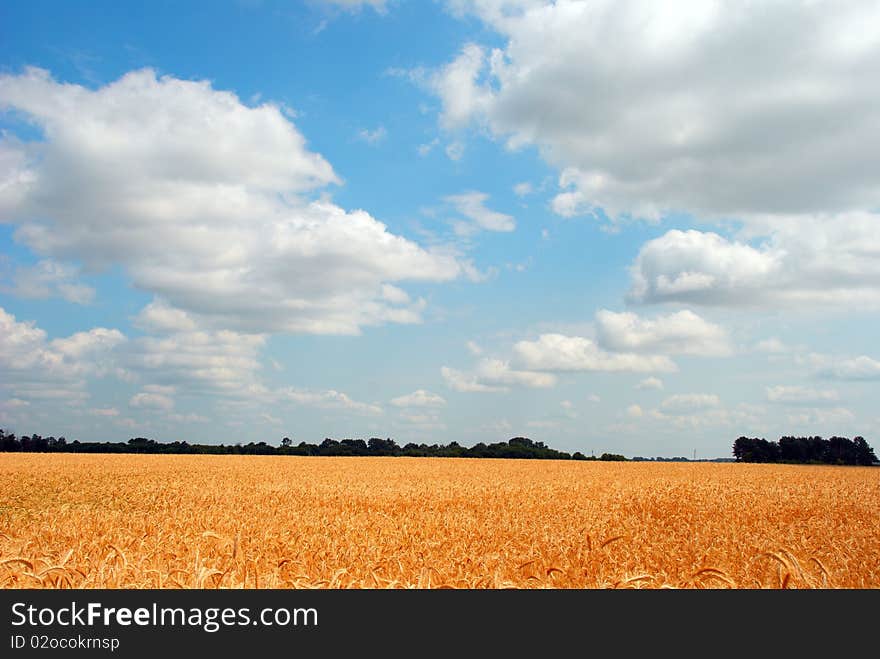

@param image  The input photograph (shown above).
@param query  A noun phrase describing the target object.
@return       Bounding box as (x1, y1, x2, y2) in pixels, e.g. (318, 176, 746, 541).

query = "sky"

(1, 0, 879, 458)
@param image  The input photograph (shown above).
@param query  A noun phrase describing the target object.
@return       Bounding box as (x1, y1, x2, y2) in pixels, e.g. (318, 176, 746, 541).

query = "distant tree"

(281, 437, 292, 448)
(853, 436, 878, 466)
(368, 437, 400, 454)
(733, 435, 877, 465)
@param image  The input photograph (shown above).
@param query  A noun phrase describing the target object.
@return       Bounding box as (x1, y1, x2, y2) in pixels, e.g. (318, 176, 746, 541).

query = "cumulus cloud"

(441, 359, 555, 392)
(4, 259, 94, 304)
(431, 43, 493, 131)
(628, 230, 781, 305)
(445, 191, 515, 232)
(433, 1, 880, 222)
(441, 366, 503, 393)
(278, 387, 383, 416)
(513, 333, 676, 373)
(52, 328, 126, 363)
(629, 218, 880, 309)
(805, 353, 880, 380)
(1, 305, 382, 429)
(127, 328, 266, 394)
(595, 309, 730, 356)
(626, 404, 644, 418)
(130, 390, 174, 411)
(0, 307, 125, 404)
(766, 385, 840, 405)
(390, 389, 447, 408)
(134, 299, 198, 333)
(0, 67, 463, 335)
(636, 377, 664, 391)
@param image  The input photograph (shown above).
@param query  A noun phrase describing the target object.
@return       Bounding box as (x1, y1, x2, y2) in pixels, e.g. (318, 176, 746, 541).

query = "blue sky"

(2, 0, 879, 458)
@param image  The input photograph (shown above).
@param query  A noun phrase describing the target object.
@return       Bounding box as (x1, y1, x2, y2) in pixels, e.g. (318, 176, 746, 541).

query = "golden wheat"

(1, 454, 878, 588)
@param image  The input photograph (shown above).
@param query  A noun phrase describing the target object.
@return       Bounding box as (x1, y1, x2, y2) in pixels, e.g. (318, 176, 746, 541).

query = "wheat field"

(1, 454, 878, 588)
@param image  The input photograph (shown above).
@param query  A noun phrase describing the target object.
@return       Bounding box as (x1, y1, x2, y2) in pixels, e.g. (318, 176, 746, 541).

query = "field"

(1, 454, 878, 589)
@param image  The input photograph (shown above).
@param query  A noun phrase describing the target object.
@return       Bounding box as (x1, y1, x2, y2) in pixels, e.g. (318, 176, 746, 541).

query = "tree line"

(733, 435, 877, 465)
(3, 427, 874, 464)
(0, 429, 632, 461)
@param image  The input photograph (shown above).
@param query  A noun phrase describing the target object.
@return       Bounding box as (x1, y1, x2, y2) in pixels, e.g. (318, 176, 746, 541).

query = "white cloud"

(628, 218, 880, 309)
(279, 387, 383, 416)
(4, 259, 95, 304)
(659, 393, 721, 414)
(636, 377, 664, 391)
(595, 309, 730, 356)
(445, 141, 465, 161)
(445, 191, 515, 233)
(442, 366, 503, 393)
(0, 306, 395, 423)
(766, 385, 839, 405)
(587, 394, 600, 403)
(134, 299, 198, 333)
(130, 391, 174, 411)
(628, 230, 781, 305)
(380, 284, 411, 305)
(51, 328, 126, 363)
(513, 182, 533, 197)
(441, 358, 555, 392)
(806, 353, 880, 380)
(431, 43, 493, 131)
(433, 1, 880, 222)
(0, 67, 463, 336)
(390, 389, 447, 408)
(0, 306, 125, 403)
(127, 328, 266, 393)
(626, 404, 644, 419)
(466, 340, 483, 356)
(357, 125, 387, 145)
(513, 333, 676, 373)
